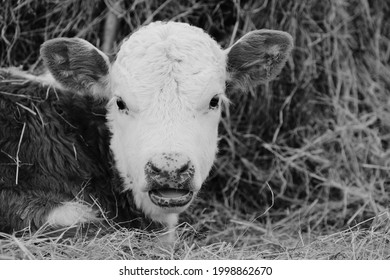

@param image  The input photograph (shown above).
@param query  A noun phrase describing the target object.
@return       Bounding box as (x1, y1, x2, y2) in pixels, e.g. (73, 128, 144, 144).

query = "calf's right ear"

(40, 38, 111, 98)
(226, 30, 293, 91)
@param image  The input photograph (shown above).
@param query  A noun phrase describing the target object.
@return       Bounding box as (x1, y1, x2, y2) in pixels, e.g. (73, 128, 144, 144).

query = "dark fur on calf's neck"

(0, 71, 161, 234)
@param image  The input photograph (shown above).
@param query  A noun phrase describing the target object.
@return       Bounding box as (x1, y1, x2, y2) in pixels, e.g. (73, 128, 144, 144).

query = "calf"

(0, 22, 293, 238)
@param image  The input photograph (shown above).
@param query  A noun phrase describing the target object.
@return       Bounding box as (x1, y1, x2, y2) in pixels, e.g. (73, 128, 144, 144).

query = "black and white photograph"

(0, 0, 389, 274)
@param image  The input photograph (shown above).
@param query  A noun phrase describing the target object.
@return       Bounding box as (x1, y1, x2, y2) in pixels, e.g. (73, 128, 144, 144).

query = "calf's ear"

(40, 38, 110, 98)
(226, 30, 293, 91)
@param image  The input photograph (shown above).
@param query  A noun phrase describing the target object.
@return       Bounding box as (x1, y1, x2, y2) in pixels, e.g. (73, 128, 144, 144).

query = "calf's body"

(0, 73, 157, 233)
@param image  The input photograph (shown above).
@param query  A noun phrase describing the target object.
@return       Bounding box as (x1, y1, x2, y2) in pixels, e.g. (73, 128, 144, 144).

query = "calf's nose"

(145, 152, 194, 181)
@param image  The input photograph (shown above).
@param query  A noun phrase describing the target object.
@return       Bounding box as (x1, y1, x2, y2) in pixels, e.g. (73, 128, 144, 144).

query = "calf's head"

(41, 22, 293, 225)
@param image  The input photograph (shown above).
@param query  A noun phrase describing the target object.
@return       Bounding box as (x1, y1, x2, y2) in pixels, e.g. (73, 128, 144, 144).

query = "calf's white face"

(41, 21, 293, 226)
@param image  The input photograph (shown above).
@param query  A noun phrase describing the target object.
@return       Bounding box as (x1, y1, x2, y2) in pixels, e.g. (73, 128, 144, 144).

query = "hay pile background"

(0, 0, 389, 259)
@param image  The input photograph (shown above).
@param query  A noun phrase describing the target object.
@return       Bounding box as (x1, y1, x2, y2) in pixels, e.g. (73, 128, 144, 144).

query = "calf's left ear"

(40, 38, 110, 98)
(226, 30, 293, 91)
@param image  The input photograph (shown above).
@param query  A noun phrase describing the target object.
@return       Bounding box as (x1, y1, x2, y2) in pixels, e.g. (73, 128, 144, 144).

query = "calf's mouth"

(149, 188, 193, 208)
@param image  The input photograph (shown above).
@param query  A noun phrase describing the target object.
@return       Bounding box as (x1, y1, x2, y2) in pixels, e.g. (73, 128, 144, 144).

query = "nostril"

(178, 162, 190, 174)
(149, 163, 161, 174)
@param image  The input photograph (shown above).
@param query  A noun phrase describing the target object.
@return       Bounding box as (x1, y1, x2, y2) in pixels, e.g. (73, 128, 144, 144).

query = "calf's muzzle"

(145, 153, 195, 208)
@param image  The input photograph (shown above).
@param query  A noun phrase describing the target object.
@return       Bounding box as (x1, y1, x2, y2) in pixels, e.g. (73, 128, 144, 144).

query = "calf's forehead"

(110, 22, 227, 102)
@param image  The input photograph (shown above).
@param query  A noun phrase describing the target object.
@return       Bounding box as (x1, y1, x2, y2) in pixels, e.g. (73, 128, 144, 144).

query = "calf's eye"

(116, 97, 127, 111)
(209, 95, 220, 109)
